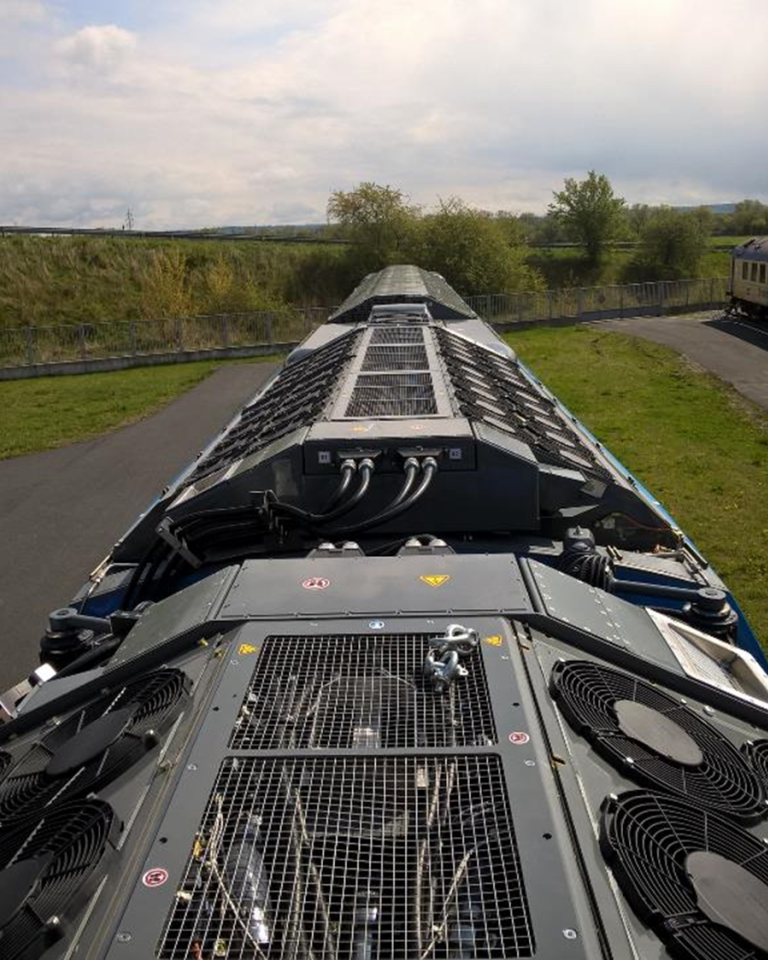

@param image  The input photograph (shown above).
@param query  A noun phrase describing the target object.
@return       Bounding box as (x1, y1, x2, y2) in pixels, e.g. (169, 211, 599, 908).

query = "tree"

(326, 182, 419, 269)
(635, 208, 707, 280)
(548, 171, 625, 262)
(732, 199, 768, 236)
(409, 197, 543, 295)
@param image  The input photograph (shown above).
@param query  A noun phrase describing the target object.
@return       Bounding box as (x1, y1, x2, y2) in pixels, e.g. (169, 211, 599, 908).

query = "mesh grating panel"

(230, 634, 496, 749)
(185, 330, 362, 486)
(345, 373, 437, 418)
(157, 755, 533, 960)
(435, 328, 613, 483)
(361, 345, 429, 371)
(370, 327, 425, 344)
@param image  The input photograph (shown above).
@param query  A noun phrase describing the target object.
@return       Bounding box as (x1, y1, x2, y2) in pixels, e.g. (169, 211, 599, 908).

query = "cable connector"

(424, 623, 479, 694)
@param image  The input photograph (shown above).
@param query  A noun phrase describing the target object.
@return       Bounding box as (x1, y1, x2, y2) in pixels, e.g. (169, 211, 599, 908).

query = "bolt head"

(562, 928, 578, 940)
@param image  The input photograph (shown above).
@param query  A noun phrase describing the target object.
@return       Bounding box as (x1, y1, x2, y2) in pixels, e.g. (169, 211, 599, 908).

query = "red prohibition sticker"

(509, 731, 530, 745)
(301, 576, 331, 590)
(142, 867, 169, 888)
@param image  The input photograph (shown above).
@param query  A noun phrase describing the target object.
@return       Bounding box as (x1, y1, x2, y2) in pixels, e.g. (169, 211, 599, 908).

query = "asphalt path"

(593, 311, 768, 413)
(0, 362, 276, 688)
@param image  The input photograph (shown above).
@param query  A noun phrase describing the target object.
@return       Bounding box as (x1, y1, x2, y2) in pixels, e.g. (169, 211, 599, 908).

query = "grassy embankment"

(507, 324, 768, 646)
(0, 234, 746, 330)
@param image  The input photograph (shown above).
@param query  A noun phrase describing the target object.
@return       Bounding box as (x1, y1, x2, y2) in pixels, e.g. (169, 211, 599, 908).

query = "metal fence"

(0, 277, 728, 373)
(463, 276, 728, 325)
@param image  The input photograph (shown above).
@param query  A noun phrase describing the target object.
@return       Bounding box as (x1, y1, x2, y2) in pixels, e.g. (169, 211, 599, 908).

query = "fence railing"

(0, 277, 728, 373)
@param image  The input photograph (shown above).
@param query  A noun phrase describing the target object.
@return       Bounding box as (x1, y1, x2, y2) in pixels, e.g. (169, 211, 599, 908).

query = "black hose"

(327, 458, 437, 537)
(320, 459, 356, 512)
(271, 459, 374, 526)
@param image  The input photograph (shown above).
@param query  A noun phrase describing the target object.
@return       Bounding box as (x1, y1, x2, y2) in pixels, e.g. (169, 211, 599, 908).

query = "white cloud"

(1, 0, 767, 227)
(55, 24, 137, 72)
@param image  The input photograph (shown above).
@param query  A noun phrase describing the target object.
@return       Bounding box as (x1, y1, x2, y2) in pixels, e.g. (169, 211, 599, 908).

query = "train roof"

(329, 263, 477, 322)
(733, 236, 768, 261)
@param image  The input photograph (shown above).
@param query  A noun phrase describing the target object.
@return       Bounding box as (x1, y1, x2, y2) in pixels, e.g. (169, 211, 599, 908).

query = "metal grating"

(371, 327, 425, 344)
(230, 634, 496, 749)
(157, 755, 533, 960)
(184, 329, 362, 487)
(435, 328, 613, 483)
(345, 373, 437, 418)
(361, 345, 429, 371)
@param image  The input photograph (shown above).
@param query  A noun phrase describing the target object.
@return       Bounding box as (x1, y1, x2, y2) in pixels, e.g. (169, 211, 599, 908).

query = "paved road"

(0, 362, 276, 687)
(594, 311, 768, 413)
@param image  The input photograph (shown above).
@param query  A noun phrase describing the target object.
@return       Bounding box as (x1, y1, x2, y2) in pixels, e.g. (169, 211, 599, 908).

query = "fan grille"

(550, 659, 767, 823)
(0, 668, 189, 823)
(230, 634, 496, 750)
(601, 790, 768, 960)
(157, 755, 533, 960)
(345, 373, 438, 418)
(744, 739, 768, 785)
(0, 799, 116, 960)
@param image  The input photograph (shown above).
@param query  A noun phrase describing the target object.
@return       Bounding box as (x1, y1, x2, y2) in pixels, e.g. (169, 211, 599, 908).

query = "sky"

(1, 0, 767, 228)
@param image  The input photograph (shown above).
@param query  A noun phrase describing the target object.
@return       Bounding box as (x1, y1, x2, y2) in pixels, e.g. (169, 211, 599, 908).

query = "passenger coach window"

(743, 262, 749, 280)
(751, 262, 758, 282)
(761, 264, 766, 284)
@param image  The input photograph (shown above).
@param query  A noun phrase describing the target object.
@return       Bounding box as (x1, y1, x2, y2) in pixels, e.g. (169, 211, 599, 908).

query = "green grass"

(505, 324, 768, 647)
(0, 359, 231, 459)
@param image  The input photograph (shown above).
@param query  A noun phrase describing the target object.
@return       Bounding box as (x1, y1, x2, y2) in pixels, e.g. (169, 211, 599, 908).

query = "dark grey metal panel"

(330, 265, 476, 322)
(218, 555, 532, 619)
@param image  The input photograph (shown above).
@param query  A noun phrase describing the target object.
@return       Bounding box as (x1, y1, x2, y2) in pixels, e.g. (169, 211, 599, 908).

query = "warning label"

(419, 575, 451, 587)
(301, 576, 331, 590)
(142, 867, 169, 888)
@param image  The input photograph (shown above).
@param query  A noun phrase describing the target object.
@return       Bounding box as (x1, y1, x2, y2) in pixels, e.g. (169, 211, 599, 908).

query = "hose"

(327, 457, 437, 537)
(271, 459, 374, 526)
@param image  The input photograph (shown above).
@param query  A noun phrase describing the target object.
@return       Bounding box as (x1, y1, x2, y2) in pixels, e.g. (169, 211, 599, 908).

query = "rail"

(0, 277, 728, 378)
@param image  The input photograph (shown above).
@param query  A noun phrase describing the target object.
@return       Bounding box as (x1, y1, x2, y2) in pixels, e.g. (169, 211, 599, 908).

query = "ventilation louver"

(370, 327, 425, 344)
(0, 799, 118, 960)
(0, 668, 189, 824)
(435, 328, 612, 482)
(185, 329, 362, 487)
(158, 755, 533, 960)
(601, 790, 768, 960)
(744, 739, 768, 785)
(550, 659, 766, 823)
(230, 634, 496, 749)
(345, 373, 437, 418)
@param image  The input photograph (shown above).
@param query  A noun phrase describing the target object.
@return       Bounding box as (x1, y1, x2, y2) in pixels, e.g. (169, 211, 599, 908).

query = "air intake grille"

(371, 327, 425, 344)
(361, 344, 429, 371)
(435, 328, 612, 482)
(157, 755, 533, 960)
(185, 330, 362, 486)
(230, 634, 496, 749)
(345, 373, 437, 418)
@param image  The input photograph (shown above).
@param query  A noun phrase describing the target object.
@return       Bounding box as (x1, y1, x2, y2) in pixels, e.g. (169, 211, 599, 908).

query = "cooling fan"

(0, 667, 190, 824)
(0, 798, 118, 960)
(550, 659, 767, 823)
(601, 790, 768, 960)
(744, 739, 768, 786)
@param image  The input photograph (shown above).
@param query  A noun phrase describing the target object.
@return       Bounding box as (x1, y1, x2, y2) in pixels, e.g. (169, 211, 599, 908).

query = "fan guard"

(601, 790, 768, 960)
(744, 739, 768, 785)
(0, 798, 117, 960)
(0, 667, 189, 824)
(550, 659, 767, 823)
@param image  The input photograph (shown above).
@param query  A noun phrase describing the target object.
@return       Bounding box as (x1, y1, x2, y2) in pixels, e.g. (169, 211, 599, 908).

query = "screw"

(703, 706, 715, 717)
(524, 759, 536, 767)
(116, 932, 132, 943)
(187, 763, 198, 772)
(562, 929, 578, 940)
(624, 756, 635, 765)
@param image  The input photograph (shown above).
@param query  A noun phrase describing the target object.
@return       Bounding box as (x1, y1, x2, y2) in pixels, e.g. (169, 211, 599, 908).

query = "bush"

(633, 208, 707, 280)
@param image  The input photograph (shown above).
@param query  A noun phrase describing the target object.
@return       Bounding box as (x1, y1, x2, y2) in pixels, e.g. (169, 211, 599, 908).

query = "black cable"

(271, 459, 374, 526)
(327, 457, 437, 537)
(320, 459, 356, 512)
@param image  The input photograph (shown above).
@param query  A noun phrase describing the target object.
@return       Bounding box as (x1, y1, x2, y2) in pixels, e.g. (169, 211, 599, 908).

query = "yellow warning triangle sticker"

(420, 574, 451, 587)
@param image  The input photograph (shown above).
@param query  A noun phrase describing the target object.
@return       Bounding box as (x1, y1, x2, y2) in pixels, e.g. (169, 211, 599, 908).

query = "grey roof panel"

(330, 264, 477, 322)
(733, 237, 768, 262)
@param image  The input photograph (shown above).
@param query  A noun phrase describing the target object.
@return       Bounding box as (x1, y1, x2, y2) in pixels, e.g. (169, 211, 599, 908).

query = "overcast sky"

(1, 0, 766, 228)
